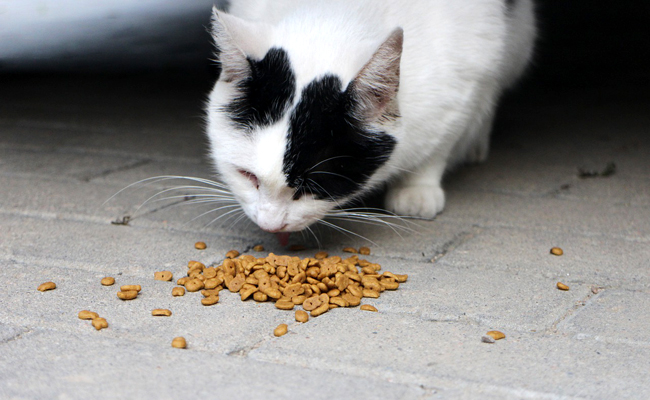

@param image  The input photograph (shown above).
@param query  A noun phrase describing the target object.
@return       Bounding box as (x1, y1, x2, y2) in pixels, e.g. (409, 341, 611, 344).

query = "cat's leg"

(385, 153, 448, 219)
(449, 105, 495, 166)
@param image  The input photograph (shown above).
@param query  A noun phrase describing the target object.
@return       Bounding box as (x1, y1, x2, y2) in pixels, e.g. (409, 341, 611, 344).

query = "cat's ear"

(211, 7, 273, 82)
(347, 27, 403, 122)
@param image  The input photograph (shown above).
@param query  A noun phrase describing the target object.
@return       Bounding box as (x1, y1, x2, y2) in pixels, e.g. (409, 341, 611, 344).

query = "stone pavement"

(0, 73, 648, 399)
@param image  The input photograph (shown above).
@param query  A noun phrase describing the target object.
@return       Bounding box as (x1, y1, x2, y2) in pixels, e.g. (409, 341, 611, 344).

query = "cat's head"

(205, 9, 402, 233)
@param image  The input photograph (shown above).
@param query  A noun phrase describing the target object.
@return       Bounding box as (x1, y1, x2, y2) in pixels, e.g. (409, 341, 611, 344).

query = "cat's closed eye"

(238, 169, 259, 189)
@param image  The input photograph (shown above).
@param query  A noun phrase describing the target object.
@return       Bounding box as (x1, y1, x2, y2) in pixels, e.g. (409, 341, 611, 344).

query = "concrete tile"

(0, 329, 425, 400)
(436, 227, 650, 288)
(0, 147, 146, 181)
(558, 289, 650, 346)
(368, 260, 590, 331)
(0, 323, 27, 343)
(250, 312, 650, 399)
(439, 190, 650, 241)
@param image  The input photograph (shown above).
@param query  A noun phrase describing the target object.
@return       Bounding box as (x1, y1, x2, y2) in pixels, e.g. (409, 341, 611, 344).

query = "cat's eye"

(238, 169, 259, 189)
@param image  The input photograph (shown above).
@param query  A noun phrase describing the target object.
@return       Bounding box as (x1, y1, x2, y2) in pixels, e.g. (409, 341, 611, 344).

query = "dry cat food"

(92, 317, 109, 331)
(274, 323, 288, 337)
(550, 247, 563, 256)
(172, 287, 185, 296)
(295, 310, 309, 323)
(37, 282, 56, 292)
(120, 285, 141, 292)
(176, 248, 407, 321)
(360, 304, 378, 312)
(253, 245, 265, 252)
(486, 330, 506, 340)
(101, 277, 115, 286)
(556, 282, 570, 291)
(195, 241, 207, 250)
(117, 290, 138, 300)
(154, 271, 173, 281)
(171, 337, 187, 349)
(152, 309, 172, 316)
(78, 310, 99, 320)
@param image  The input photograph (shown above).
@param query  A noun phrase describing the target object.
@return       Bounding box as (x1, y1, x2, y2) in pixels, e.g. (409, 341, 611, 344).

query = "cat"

(204, 0, 536, 241)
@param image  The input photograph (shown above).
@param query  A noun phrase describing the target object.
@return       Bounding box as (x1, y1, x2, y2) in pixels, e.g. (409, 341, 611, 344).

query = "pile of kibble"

(173, 246, 408, 319)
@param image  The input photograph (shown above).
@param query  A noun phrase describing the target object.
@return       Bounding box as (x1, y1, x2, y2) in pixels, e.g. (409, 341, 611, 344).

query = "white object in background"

(0, 0, 226, 70)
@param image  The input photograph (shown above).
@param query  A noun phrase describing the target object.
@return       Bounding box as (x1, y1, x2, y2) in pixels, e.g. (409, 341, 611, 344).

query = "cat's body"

(206, 0, 536, 234)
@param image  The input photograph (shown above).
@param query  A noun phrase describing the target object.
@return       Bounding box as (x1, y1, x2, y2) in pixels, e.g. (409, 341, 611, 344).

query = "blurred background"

(0, 0, 648, 87)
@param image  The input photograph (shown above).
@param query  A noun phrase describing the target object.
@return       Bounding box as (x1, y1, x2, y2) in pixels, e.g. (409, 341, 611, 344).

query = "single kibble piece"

(101, 277, 115, 286)
(117, 290, 138, 300)
(295, 310, 309, 323)
(225, 250, 240, 259)
(550, 247, 563, 256)
(253, 245, 265, 252)
(360, 304, 378, 312)
(201, 295, 219, 306)
(37, 282, 56, 292)
(120, 285, 141, 292)
(195, 241, 207, 250)
(342, 247, 358, 254)
(486, 330, 506, 340)
(92, 317, 108, 330)
(78, 310, 99, 320)
(314, 251, 328, 259)
(359, 247, 371, 255)
(274, 324, 288, 337)
(154, 271, 173, 282)
(185, 279, 204, 292)
(557, 282, 570, 291)
(152, 309, 172, 317)
(172, 287, 185, 297)
(171, 337, 187, 349)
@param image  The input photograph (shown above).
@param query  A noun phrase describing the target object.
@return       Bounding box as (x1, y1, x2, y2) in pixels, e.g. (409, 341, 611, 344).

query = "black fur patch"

(225, 48, 295, 130)
(506, 0, 516, 10)
(283, 75, 397, 201)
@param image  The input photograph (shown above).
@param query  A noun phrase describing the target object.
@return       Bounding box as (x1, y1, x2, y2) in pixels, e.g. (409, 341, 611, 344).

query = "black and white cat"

(205, 0, 536, 240)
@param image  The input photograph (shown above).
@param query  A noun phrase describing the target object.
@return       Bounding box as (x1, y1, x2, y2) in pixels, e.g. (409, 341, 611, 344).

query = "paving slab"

(249, 311, 650, 400)
(435, 227, 650, 289)
(0, 329, 426, 400)
(558, 289, 650, 346)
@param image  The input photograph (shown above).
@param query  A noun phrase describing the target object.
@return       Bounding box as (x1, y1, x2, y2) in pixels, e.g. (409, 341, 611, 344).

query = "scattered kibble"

(557, 282, 570, 291)
(154, 271, 173, 282)
(550, 247, 563, 256)
(359, 247, 371, 255)
(225, 250, 240, 259)
(360, 304, 378, 312)
(120, 285, 141, 292)
(171, 337, 187, 349)
(295, 310, 309, 323)
(172, 287, 185, 296)
(274, 324, 288, 337)
(486, 330, 506, 340)
(78, 310, 99, 320)
(100, 277, 115, 286)
(117, 290, 138, 300)
(342, 247, 357, 254)
(91, 318, 108, 331)
(195, 241, 207, 250)
(152, 309, 172, 316)
(37, 282, 56, 292)
(253, 245, 265, 252)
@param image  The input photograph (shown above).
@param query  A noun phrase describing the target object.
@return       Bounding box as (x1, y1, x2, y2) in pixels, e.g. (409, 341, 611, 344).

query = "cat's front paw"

(385, 184, 445, 219)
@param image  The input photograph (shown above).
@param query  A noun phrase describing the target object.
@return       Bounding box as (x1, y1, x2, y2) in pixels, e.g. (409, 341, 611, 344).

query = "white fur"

(206, 0, 536, 231)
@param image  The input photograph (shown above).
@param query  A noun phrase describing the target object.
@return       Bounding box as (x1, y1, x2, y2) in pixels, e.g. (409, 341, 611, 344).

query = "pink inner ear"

(239, 169, 259, 189)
